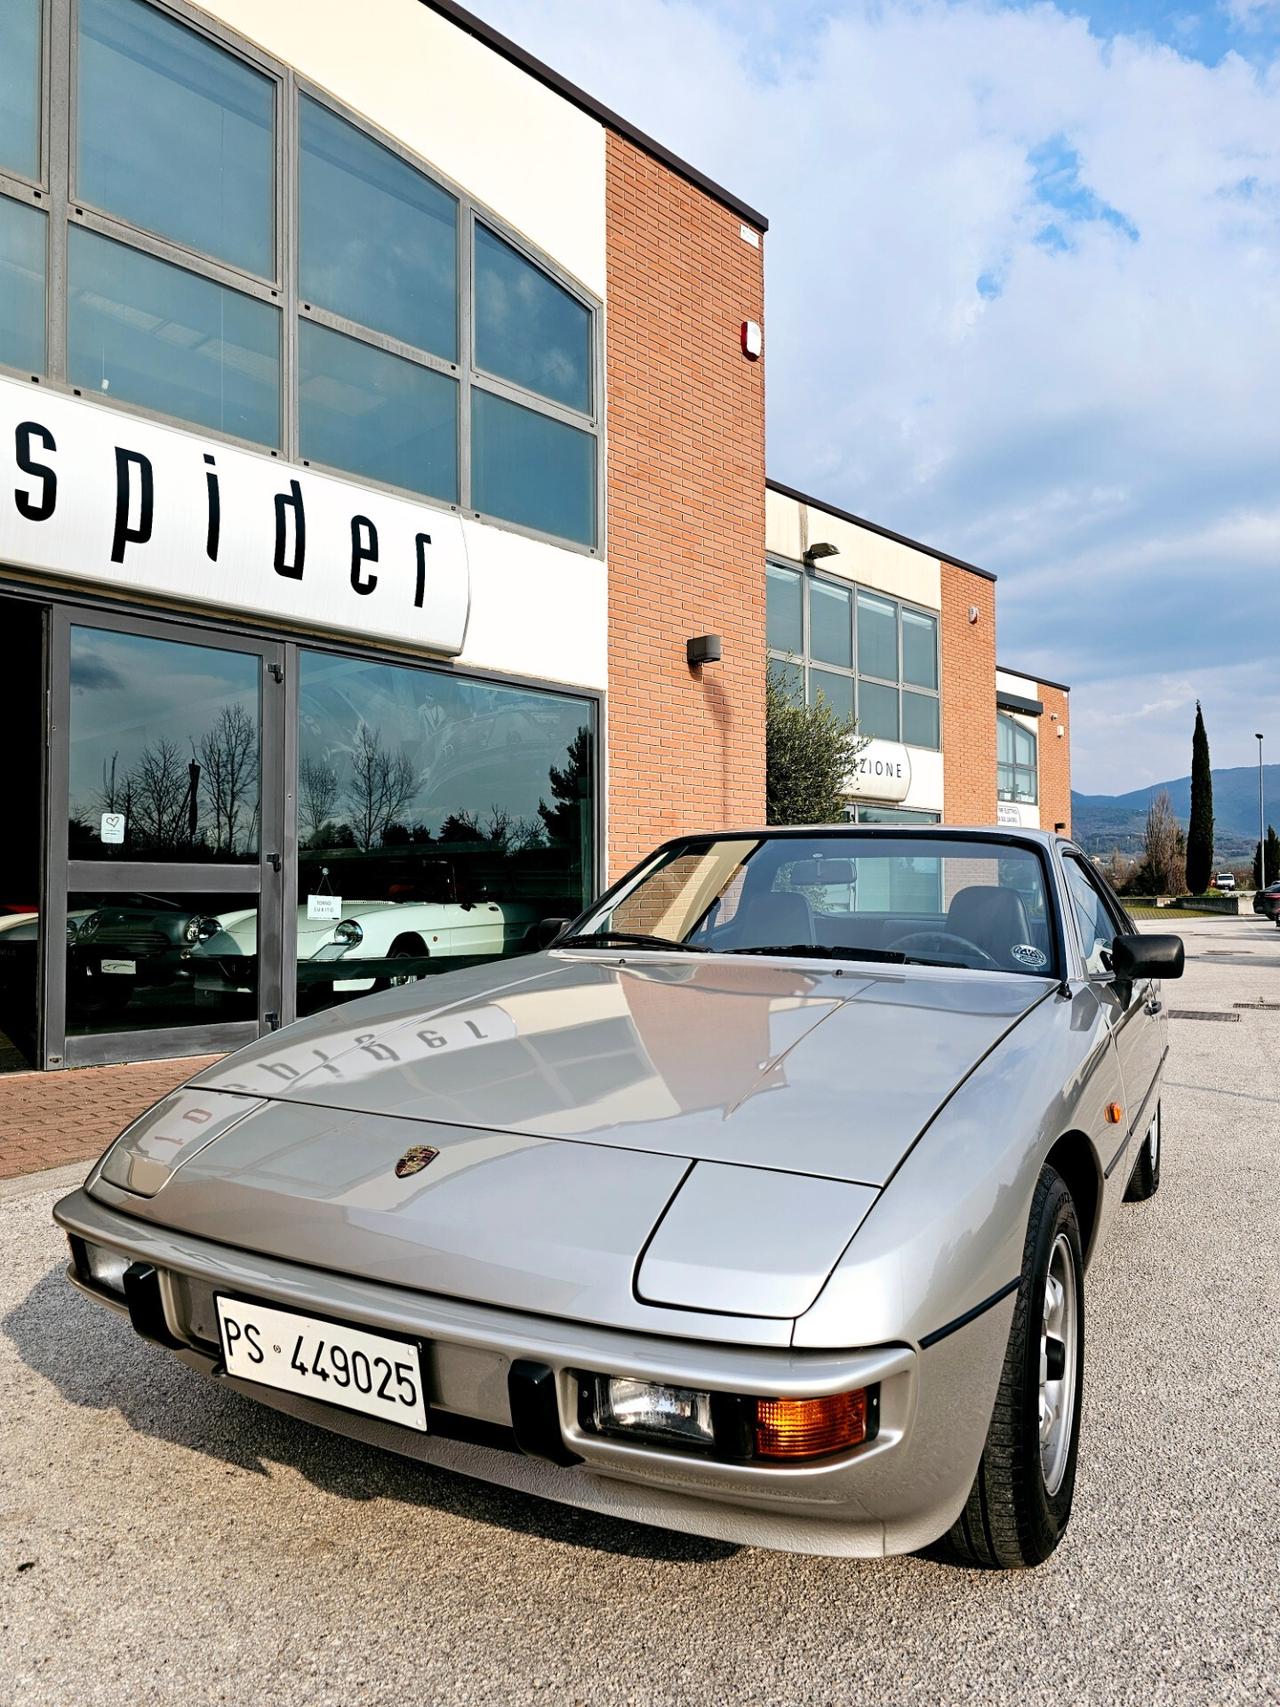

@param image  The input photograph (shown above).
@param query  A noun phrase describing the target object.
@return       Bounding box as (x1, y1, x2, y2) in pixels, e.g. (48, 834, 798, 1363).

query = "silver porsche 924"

(55, 827, 1184, 1569)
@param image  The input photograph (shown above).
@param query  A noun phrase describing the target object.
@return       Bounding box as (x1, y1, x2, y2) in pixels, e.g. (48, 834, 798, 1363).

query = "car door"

(1061, 852, 1164, 1132)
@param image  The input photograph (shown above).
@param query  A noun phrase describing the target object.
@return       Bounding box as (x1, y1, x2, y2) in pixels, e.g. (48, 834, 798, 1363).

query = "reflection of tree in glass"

(538, 727, 592, 846)
(198, 704, 258, 856)
(129, 737, 195, 849)
(343, 725, 419, 852)
(299, 752, 341, 847)
(438, 807, 544, 851)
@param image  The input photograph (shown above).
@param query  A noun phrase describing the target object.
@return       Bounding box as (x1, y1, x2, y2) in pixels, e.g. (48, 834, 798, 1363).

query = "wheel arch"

(1043, 1129, 1102, 1267)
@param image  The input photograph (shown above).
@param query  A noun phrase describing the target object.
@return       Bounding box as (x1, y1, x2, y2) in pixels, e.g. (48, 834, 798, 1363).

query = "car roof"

(654, 824, 1064, 850)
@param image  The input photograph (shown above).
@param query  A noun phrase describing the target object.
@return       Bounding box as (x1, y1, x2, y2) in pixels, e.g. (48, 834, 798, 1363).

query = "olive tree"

(765, 663, 865, 826)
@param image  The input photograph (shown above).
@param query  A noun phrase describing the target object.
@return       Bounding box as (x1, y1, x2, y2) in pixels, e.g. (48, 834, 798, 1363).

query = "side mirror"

(527, 917, 571, 950)
(1110, 932, 1184, 981)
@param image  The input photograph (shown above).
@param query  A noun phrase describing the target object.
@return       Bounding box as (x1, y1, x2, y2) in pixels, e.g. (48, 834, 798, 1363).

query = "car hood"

(191, 953, 1052, 1188)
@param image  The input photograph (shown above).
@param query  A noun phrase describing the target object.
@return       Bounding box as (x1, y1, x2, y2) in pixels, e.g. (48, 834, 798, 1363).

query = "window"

(0, 0, 41, 182)
(1063, 856, 1121, 977)
(77, 0, 275, 277)
(296, 652, 596, 1013)
(68, 227, 280, 445)
(0, 2, 601, 545)
(0, 198, 46, 374)
(766, 562, 940, 750)
(299, 320, 457, 501)
(300, 96, 456, 359)
(998, 713, 1039, 804)
(475, 224, 591, 412)
(471, 390, 595, 546)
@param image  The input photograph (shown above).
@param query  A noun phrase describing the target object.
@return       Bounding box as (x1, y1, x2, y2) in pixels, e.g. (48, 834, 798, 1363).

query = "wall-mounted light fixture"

(741, 320, 762, 360)
(687, 634, 723, 668)
(803, 541, 839, 566)
(967, 605, 980, 624)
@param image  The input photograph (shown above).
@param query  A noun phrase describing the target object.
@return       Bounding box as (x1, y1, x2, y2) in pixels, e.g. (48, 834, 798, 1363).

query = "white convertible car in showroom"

(190, 895, 538, 996)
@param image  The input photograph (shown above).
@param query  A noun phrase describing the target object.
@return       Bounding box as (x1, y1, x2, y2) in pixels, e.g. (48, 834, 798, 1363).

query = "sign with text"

(846, 738, 913, 803)
(0, 373, 470, 654)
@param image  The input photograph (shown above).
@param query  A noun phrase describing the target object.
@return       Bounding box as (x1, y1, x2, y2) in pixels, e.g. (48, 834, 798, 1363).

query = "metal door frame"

(42, 605, 287, 1068)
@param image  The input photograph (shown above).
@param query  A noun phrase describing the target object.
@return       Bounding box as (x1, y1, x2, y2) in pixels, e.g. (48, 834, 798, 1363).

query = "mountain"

(1072, 763, 1280, 859)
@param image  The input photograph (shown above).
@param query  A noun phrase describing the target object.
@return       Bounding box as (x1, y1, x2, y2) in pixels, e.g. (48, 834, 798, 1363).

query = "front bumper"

(53, 1186, 1012, 1558)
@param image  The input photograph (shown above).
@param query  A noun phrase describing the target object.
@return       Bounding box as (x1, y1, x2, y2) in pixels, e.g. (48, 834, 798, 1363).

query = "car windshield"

(568, 833, 1057, 976)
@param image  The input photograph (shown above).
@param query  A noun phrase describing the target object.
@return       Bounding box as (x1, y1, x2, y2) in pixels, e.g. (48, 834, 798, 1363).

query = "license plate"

(101, 959, 136, 975)
(214, 1296, 428, 1432)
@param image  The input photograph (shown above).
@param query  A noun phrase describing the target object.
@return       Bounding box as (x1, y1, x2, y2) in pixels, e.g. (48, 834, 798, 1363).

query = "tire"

(1124, 1102, 1161, 1202)
(930, 1165, 1085, 1569)
(375, 934, 428, 991)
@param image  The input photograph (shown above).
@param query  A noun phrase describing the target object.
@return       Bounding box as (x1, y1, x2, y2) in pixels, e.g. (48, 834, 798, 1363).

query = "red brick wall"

(604, 132, 766, 878)
(940, 564, 997, 825)
(1038, 685, 1071, 833)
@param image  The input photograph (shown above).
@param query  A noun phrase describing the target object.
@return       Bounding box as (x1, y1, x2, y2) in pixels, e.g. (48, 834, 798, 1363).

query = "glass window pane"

(858, 679, 899, 740)
(77, 0, 274, 276)
(296, 651, 596, 1014)
(67, 890, 258, 1035)
(0, 198, 45, 375)
(997, 715, 1014, 763)
(300, 97, 457, 360)
(68, 228, 279, 445)
(809, 668, 853, 721)
(766, 563, 802, 655)
(299, 320, 458, 501)
(902, 607, 938, 689)
(809, 579, 852, 667)
(68, 627, 261, 861)
(471, 389, 595, 546)
(0, 0, 41, 181)
(1015, 724, 1037, 767)
(474, 225, 591, 413)
(857, 591, 898, 681)
(770, 658, 803, 706)
(902, 689, 940, 749)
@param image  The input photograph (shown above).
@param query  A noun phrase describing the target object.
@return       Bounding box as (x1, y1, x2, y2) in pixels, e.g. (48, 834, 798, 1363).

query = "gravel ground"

(2, 916, 1278, 1706)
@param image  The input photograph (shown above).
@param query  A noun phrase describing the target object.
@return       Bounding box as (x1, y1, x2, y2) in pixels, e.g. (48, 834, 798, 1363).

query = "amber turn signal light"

(753, 1389, 868, 1459)
(1105, 1102, 1124, 1125)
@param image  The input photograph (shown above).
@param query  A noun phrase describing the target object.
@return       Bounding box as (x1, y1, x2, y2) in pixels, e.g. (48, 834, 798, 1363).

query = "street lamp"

(1257, 733, 1266, 889)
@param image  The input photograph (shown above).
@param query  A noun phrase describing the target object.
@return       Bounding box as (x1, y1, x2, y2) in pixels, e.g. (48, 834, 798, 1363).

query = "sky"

(477, 0, 1280, 794)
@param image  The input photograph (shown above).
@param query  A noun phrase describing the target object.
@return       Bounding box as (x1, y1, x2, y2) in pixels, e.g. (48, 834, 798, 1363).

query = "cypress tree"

(1253, 826, 1280, 890)
(1185, 701, 1214, 894)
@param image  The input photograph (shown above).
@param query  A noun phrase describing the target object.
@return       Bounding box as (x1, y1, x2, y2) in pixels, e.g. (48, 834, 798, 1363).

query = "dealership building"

(0, 0, 1069, 1076)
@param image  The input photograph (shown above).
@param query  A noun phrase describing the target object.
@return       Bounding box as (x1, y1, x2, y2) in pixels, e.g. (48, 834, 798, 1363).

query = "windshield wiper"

(726, 944, 907, 963)
(557, 931, 709, 953)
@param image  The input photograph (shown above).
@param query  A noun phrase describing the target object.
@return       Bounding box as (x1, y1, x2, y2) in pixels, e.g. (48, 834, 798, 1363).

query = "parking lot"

(2, 914, 1278, 1707)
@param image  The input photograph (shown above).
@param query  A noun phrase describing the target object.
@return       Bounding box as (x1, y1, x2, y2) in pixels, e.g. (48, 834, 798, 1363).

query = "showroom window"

(766, 562, 941, 749)
(998, 713, 1038, 804)
(295, 652, 597, 1013)
(0, 0, 601, 546)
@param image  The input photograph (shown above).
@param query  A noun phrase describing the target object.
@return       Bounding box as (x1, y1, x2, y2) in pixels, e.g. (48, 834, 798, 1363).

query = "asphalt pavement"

(2, 915, 1278, 1706)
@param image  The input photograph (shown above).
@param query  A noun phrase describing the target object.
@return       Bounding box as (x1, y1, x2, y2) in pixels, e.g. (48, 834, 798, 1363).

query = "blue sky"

(478, 0, 1280, 793)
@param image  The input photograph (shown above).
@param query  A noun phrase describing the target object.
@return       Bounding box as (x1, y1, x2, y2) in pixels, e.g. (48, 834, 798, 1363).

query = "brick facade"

(1038, 684, 1072, 833)
(940, 563, 997, 825)
(604, 132, 766, 878)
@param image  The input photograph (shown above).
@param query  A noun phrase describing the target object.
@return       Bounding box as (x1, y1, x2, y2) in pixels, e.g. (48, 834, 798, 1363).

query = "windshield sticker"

(1011, 943, 1048, 969)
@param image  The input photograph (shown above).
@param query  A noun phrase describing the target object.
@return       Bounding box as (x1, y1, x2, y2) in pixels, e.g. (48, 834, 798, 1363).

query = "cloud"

(475, 0, 1279, 794)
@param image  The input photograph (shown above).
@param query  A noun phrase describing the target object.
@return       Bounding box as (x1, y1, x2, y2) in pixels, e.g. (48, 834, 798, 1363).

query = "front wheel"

(931, 1165, 1085, 1569)
(1124, 1102, 1161, 1202)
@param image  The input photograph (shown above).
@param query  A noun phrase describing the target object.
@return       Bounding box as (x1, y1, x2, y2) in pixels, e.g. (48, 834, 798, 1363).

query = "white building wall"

(191, 0, 608, 296)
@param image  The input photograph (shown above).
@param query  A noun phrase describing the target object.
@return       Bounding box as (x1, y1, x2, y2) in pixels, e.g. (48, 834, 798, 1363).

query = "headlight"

(79, 1241, 131, 1296)
(66, 918, 80, 943)
(589, 1377, 715, 1449)
(584, 1374, 876, 1460)
(183, 916, 202, 944)
(79, 912, 101, 938)
(195, 916, 222, 943)
(334, 919, 363, 945)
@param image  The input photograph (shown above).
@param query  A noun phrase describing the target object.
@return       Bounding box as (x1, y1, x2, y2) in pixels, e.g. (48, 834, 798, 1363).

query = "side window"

(1064, 857, 1123, 976)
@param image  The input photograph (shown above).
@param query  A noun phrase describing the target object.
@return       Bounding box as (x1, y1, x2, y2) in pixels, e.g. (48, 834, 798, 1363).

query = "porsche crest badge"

(394, 1145, 440, 1179)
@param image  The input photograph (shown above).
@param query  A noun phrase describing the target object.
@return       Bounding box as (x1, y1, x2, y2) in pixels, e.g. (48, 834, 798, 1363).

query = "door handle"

(266, 852, 281, 873)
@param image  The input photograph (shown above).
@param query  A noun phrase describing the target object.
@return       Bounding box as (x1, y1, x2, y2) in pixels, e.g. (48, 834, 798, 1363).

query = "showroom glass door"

(43, 609, 285, 1068)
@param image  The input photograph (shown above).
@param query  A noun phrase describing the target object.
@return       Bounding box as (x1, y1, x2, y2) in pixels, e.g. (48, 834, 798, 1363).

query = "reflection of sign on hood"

(846, 739, 912, 802)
